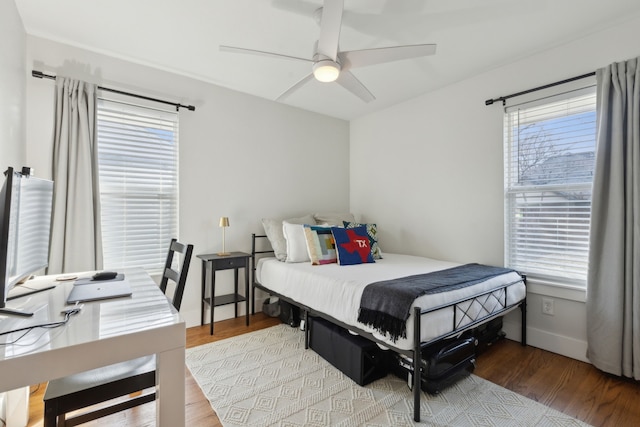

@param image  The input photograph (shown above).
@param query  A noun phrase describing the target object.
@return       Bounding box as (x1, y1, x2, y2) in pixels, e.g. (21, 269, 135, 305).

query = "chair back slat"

(170, 240, 188, 254)
(163, 268, 180, 283)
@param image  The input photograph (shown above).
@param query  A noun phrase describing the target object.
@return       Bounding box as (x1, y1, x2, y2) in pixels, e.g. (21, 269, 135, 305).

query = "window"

(504, 86, 596, 287)
(97, 99, 179, 273)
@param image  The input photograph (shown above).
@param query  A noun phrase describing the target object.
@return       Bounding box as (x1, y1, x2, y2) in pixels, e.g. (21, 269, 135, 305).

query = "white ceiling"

(14, 0, 640, 120)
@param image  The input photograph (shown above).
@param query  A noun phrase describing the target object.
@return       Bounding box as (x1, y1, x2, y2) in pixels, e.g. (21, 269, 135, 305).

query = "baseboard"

(503, 320, 590, 363)
(183, 308, 201, 328)
(182, 304, 257, 328)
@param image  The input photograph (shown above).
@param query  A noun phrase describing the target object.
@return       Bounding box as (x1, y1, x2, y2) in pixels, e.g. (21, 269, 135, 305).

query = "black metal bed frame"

(250, 233, 527, 422)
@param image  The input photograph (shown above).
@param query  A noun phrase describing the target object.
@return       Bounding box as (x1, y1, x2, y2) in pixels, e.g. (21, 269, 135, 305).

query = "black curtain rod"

(485, 71, 596, 106)
(31, 70, 195, 111)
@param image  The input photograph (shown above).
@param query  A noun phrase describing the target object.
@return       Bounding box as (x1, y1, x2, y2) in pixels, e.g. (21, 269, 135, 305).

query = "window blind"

(504, 87, 596, 286)
(97, 99, 179, 273)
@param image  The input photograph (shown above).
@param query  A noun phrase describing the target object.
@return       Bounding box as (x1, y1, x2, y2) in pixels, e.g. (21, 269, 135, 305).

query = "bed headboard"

(250, 233, 274, 284)
(251, 233, 274, 257)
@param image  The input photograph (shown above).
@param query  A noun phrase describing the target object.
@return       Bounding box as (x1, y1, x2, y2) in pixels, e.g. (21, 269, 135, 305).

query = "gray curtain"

(48, 77, 103, 273)
(587, 57, 640, 379)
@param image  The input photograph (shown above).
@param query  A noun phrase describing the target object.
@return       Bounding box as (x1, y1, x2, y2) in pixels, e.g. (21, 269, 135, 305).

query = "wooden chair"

(43, 239, 194, 427)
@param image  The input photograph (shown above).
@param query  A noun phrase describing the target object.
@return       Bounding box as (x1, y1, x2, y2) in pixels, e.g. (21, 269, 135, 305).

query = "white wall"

(350, 16, 640, 362)
(24, 36, 350, 327)
(0, 0, 26, 168)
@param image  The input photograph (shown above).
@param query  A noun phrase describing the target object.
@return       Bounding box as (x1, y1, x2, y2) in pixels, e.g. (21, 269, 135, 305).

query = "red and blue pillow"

(343, 221, 382, 260)
(331, 226, 375, 265)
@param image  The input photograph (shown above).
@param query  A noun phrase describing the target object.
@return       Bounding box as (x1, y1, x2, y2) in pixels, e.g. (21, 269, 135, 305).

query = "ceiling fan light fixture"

(312, 60, 341, 82)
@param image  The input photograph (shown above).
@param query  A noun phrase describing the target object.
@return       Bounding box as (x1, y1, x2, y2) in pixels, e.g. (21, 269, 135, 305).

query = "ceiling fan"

(220, 0, 436, 103)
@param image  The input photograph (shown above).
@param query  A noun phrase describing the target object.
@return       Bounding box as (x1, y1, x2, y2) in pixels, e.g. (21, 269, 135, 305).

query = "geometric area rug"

(186, 324, 591, 427)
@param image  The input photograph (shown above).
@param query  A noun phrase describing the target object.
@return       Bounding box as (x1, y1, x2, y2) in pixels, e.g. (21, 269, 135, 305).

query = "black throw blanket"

(357, 263, 516, 342)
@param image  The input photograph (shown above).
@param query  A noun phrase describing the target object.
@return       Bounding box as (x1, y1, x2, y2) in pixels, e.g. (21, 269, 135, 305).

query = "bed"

(250, 232, 527, 422)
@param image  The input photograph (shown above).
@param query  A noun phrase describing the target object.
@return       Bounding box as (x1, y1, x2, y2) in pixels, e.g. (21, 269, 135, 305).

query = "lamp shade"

(217, 216, 230, 256)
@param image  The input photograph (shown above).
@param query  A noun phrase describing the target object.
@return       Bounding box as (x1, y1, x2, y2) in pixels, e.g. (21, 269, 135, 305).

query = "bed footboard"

(410, 280, 527, 421)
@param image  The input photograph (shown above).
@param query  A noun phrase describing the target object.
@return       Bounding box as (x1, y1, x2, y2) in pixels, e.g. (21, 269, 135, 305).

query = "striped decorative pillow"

(304, 225, 337, 265)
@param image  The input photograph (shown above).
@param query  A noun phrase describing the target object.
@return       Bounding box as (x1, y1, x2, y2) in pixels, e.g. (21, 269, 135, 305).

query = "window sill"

(525, 276, 586, 303)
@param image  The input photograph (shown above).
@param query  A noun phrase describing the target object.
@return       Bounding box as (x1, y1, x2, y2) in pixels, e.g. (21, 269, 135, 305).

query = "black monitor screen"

(0, 167, 54, 310)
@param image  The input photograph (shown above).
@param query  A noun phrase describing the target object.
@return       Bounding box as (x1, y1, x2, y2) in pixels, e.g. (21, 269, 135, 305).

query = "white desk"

(0, 269, 186, 427)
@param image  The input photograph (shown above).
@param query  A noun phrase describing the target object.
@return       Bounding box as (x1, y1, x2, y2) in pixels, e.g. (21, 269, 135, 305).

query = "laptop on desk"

(66, 279, 132, 304)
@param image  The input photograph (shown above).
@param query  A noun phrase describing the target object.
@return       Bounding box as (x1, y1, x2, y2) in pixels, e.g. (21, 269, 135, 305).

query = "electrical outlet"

(542, 297, 554, 315)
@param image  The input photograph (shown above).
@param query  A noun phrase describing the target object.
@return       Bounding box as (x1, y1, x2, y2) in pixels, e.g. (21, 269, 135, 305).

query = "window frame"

(503, 85, 597, 291)
(96, 97, 179, 275)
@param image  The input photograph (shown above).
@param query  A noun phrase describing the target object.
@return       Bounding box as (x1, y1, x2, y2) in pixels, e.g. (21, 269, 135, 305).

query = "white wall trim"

(526, 279, 587, 303)
(503, 319, 589, 363)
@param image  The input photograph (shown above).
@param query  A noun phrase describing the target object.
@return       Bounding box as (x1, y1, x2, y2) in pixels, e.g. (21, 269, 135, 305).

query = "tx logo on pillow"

(341, 230, 370, 259)
(331, 226, 375, 265)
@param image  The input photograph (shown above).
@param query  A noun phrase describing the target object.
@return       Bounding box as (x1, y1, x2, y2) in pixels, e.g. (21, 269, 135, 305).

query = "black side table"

(197, 252, 250, 335)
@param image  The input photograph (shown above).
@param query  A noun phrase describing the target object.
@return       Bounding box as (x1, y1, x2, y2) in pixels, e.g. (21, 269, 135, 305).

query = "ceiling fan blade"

(336, 70, 375, 103)
(272, 0, 318, 16)
(317, 0, 343, 61)
(220, 45, 312, 63)
(340, 44, 436, 69)
(276, 73, 315, 101)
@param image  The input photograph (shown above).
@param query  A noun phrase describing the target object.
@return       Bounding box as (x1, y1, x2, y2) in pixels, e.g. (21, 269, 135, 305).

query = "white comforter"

(257, 253, 526, 350)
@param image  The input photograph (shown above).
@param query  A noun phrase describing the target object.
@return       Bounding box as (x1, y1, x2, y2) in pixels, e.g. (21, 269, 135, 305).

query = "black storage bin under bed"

(308, 317, 390, 386)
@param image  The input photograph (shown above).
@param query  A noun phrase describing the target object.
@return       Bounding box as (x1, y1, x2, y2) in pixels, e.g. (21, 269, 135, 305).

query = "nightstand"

(197, 252, 250, 335)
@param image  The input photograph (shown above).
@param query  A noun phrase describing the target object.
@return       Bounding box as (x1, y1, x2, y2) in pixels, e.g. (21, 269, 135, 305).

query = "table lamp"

(218, 216, 230, 256)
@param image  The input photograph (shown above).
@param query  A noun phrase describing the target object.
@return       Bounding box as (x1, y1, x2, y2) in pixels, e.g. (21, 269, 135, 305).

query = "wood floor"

(24, 314, 640, 426)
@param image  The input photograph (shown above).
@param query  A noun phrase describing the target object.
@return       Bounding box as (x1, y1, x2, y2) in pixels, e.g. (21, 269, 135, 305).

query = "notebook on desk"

(66, 279, 132, 304)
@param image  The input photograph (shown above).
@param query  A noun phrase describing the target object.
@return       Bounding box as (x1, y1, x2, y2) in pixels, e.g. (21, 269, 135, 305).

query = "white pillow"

(283, 221, 311, 263)
(262, 214, 314, 261)
(313, 212, 356, 226)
